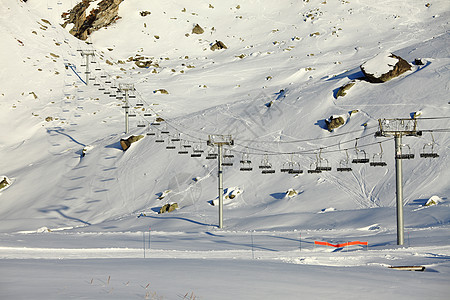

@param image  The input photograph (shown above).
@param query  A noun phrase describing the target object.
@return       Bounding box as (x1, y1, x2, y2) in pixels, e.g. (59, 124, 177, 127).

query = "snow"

(361, 52, 400, 77)
(0, 0, 449, 298)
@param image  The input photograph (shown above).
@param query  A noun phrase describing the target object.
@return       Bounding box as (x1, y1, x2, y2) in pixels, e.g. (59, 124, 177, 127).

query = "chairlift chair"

(239, 158, 253, 171)
(180, 140, 192, 148)
(178, 145, 189, 155)
(239, 153, 252, 171)
(137, 121, 146, 128)
(420, 133, 439, 158)
(144, 113, 152, 117)
(280, 161, 294, 173)
(222, 155, 234, 167)
(307, 162, 322, 174)
(395, 144, 415, 159)
(161, 126, 170, 134)
(316, 149, 332, 171)
(223, 149, 234, 158)
(288, 162, 304, 174)
(155, 133, 165, 143)
(206, 147, 218, 160)
(191, 143, 204, 158)
(370, 142, 387, 167)
(128, 113, 136, 117)
(352, 138, 370, 163)
(166, 139, 176, 150)
(259, 155, 275, 174)
(171, 133, 181, 142)
(146, 128, 156, 136)
(337, 150, 352, 172)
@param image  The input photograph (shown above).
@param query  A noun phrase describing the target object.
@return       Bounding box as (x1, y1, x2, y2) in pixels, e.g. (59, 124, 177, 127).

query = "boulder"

(159, 203, 178, 214)
(336, 81, 356, 98)
(210, 40, 227, 51)
(360, 52, 411, 83)
(325, 116, 345, 131)
(0, 176, 11, 191)
(192, 24, 204, 34)
(120, 135, 144, 151)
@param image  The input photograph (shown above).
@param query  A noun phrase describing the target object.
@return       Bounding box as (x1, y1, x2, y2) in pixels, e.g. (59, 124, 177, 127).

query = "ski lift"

(395, 144, 415, 159)
(116, 96, 124, 100)
(100, 75, 107, 79)
(352, 138, 370, 164)
(171, 133, 181, 142)
(259, 155, 275, 174)
(129, 94, 137, 99)
(182, 140, 192, 148)
(178, 143, 189, 154)
(223, 148, 234, 158)
(161, 125, 170, 134)
(239, 153, 253, 171)
(307, 162, 322, 174)
(420, 133, 439, 158)
(155, 132, 165, 143)
(337, 150, 352, 172)
(288, 162, 303, 174)
(146, 127, 155, 136)
(280, 161, 294, 173)
(191, 143, 204, 158)
(206, 147, 218, 160)
(166, 139, 176, 150)
(316, 149, 331, 171)
(370, 142, 387, 167)
(137, 121, 146, 128)
(222, 154, 234, 167)
(103, 91, 111, 95)
(144, 112, 152, 117)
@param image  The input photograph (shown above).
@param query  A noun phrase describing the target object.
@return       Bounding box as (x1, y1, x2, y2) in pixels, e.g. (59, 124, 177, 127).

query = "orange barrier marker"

(314, 240, 368, 248)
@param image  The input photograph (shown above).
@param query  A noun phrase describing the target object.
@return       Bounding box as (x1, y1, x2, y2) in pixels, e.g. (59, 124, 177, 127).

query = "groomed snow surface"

(1, 0, 449, 299)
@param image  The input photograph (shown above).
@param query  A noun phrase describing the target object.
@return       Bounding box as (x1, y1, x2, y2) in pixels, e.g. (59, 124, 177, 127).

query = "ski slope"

(0, 0, 449, 298)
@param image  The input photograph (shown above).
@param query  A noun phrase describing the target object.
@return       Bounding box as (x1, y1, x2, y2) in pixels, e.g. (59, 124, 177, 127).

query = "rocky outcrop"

(192, 24, 204, 34)
(120, 135, 144, 151)
(159, 203, 178, 214)
(336, 81, 356, 98)
(360, 53, 412, 83)
(210, 40, 227, 51)
(325, 116, 345, 131)
(61, 0, 124, 40)
(0, 176, 12, 192)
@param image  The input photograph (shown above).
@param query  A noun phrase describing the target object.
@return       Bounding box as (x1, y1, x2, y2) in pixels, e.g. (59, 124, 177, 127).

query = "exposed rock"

(210, 40, 227, 51)
(286, 189, 298, 198)
(153, 89, 169, 94)
(336, 81, 356, 98)
(425, 195, 442, 207)
(120, 135, 144, 151)
(192, 24, 204, 34)
(140, 11, 151, 17)
(360, 53, 412, 83)
(0, 176, 12, 191)
(159, 203, 178, 214)
(61, 0, 124, 40)
(414, 58, 425, 65)
(325, 115, 345, 131)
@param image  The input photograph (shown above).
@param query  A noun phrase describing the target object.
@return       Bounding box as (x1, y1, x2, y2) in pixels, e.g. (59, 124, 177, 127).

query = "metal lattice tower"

(207, 135, 234, 229)
(376, 118, 422, 245)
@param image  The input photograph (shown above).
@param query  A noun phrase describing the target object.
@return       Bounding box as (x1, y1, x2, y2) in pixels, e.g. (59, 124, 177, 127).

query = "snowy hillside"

(0, 0, 449, 299)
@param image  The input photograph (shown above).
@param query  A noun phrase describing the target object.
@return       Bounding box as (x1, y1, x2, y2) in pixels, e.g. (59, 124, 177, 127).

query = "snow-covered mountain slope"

(0, 0, 449, 234)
